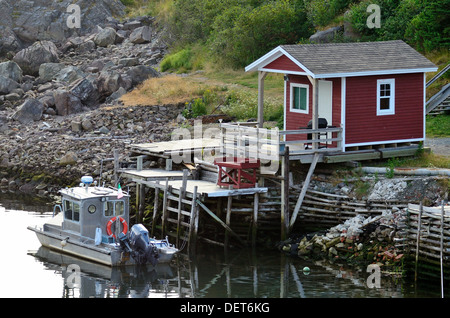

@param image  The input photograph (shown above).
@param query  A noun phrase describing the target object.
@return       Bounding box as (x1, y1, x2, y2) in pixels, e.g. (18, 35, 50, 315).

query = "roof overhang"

(245, 45, 438, 78)
(245, 46, 315, 77)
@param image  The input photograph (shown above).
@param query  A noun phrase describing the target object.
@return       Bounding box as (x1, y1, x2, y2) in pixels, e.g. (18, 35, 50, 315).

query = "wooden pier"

(119, 157, 269, 253)
(115, 120, 427, 254)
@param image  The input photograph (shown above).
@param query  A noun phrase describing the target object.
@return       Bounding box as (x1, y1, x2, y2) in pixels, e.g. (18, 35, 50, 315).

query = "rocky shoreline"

(0, 4, 187, 196)
(0, 101, 184, 196)
(278, 209, 407, 271)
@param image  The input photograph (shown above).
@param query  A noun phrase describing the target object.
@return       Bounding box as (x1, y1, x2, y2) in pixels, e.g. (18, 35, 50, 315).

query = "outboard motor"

(129, 224, 159, 266)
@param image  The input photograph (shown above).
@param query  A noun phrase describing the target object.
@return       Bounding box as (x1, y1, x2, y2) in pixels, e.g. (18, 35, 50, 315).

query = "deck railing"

(280, 126, 343, 154)
(219, 122, 343, 160)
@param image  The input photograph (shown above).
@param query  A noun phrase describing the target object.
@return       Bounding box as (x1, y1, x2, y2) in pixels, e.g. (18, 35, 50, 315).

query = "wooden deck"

(126, 122, 421, 165)
(120, 168, 268, 198)
(129, 138, 221, 158)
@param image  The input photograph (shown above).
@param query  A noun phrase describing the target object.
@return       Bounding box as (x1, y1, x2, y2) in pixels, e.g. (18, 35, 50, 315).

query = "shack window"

(104, 200, 125, 217)
(63, 200, 80, 222)
(377, 79, 395, 115)
(290, 83, 308, 114)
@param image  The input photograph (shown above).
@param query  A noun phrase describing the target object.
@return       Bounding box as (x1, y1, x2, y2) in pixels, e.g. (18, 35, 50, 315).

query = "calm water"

(0, 193, 445, 299)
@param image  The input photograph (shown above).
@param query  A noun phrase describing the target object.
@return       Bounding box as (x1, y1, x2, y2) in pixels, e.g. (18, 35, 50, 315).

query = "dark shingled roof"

(278, 40, 436, 75)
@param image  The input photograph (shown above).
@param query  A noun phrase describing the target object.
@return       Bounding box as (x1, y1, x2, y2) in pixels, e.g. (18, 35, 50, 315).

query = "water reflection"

(30, 243, 409, 298)
(32, 247, 178, 298)
(0, 194, 444, 298)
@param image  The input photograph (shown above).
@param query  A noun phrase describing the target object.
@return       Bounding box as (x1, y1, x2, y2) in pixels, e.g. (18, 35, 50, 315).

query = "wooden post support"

(257, 71, 267, 128)
(138, 182, 145, 224)
(113, 148, 119, 187)
(289, 152, 320, 231)
(415, 201, 423, 282)
(440, 200, 445, 298)
(225, 189, 232, 247)
(151, 181, 160, 236)
(137, 155, 143, 171)
(281, 147, 290, 240)
(312, 78, 319, 150)
(188, 186, 199, 254)
(135, 182, 141, 223)
(161, 178, 170, 237)
(196, 199, 246, 246)
(176, 170, 189, 247)
(252, 192, 259, 247)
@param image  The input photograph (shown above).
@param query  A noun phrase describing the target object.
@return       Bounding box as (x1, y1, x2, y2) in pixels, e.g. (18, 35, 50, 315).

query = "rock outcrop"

(0, 6, 172, 195)
(0, 13, 168, 119)
(0, 0, 126, 55)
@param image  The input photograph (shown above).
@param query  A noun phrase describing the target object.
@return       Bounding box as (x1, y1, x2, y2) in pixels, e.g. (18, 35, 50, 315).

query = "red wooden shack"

(245, 40, 437, 152)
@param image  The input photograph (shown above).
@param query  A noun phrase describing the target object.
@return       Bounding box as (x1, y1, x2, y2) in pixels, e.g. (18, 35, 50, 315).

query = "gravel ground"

(424, 137, 450, 158)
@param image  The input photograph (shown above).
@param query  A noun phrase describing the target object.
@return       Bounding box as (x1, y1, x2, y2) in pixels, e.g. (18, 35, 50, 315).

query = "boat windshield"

(63, 199, 80, 222)
(104, 200, 125, 217)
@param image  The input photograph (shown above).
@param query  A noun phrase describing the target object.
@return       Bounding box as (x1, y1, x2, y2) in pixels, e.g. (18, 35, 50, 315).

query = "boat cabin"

(242, 40, 437, 156)
(59, 177, 129, 244)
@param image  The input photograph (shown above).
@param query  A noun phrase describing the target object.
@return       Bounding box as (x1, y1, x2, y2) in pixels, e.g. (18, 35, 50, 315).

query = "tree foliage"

(159, 0, 447, 70)
(165, 0, 313, 68)
(346, 0, 449, 51)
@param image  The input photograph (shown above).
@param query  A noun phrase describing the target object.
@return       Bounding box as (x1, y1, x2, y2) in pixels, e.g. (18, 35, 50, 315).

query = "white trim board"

(345, 138, 424, 148)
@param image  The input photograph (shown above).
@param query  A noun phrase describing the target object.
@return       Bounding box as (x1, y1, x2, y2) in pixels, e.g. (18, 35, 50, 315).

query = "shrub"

(160, 48, 193, 72)
(222, 90, 283, 122)
(183, 98, 207, 119)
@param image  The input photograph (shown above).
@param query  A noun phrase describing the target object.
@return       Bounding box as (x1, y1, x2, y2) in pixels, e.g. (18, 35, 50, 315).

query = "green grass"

(160, 48, 194, 73)
(426, 114, 450, 137)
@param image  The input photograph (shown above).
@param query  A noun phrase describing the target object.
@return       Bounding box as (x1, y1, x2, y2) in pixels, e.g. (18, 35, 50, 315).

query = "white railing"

(219, 122, 343, 160)
(279, 126, 343, 155)
(219, 122, 280, 161)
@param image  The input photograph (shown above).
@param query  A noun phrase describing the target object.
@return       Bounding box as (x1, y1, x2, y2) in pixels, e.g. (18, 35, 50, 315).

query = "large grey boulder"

(11, 98, 44, 124)
(97, 69, 125, 98)
(126, 65, 159, 86)
(309, 26, 344, 43)
(53, 89, 83, 116)
(93, 27, 117, 47)
(0, 75, 19, 95)
(70, 77, 99, 107)
(56, 66, 85, 85)
(59, 151, 78, 166)
(13, 41, 59, 76)
(38, 63, 65, 83)
(129, 26, 152, 44)
(0, 61, 23, 83)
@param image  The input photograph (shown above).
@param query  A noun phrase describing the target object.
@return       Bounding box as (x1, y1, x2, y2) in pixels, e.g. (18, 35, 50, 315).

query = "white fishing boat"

(28, 176, 179, 267)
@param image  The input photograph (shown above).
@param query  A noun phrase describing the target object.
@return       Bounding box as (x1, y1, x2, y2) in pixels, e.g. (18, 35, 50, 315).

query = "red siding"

(285, 76, 341, 145)
(345, 73, 424, 145)
(264, 55, 306, 73)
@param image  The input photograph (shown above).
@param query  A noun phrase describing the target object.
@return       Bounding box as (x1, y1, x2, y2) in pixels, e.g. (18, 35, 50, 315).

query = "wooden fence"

(404, 203, 450, 262)
(219, 122, 343, 161)
(288, 188, 409, 228)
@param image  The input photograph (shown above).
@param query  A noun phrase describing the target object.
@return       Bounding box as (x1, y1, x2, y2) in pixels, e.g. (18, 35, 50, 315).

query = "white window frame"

(63, 199, 80, 223)
(104, 200, 125, 217)
(376, 78, 395, 116)
(290, 83, 309, 114)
